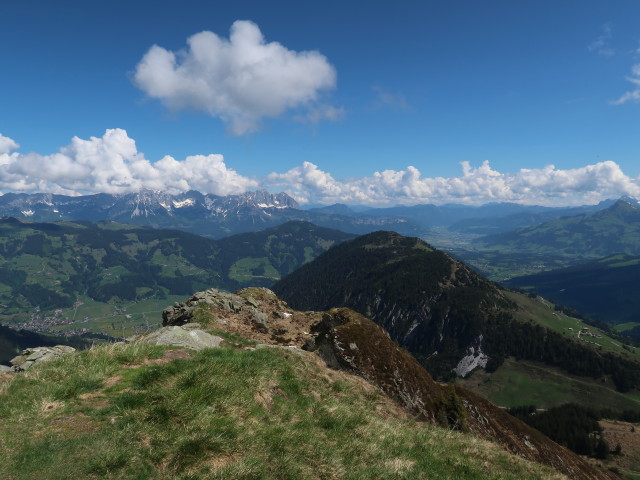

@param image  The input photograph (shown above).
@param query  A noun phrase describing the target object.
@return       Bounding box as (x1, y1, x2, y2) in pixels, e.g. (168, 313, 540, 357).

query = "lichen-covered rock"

(162, 287, 284, 333)
(130, 325, 223, 350)
(0, 364, 13, 374)
(162, 288, 249, 326)
(9, 345, 76, 371)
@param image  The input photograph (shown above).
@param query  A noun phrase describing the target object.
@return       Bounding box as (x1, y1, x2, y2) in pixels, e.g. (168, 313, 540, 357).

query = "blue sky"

(1, 0, 639, 205)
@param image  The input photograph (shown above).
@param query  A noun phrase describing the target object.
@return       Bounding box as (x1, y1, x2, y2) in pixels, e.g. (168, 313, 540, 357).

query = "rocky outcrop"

(9, 345, 76, 371)
(454, 335, 489, 377)
(128, 323, 223, 350)
(162, 287, 276, 332)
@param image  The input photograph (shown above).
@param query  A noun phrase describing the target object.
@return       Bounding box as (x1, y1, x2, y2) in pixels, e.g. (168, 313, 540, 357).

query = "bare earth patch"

(593, 419, 640, 477)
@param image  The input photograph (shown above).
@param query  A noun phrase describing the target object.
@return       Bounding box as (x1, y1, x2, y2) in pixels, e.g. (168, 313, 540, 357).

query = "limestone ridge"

(163, 287, 616, 480)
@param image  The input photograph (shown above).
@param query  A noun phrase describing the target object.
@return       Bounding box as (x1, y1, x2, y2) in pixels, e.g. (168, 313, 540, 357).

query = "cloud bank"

(265, 160, 640, 206)
(1, 129, 639, 206)
(0, 129, 256, 195)
(134, 21, 338, 135)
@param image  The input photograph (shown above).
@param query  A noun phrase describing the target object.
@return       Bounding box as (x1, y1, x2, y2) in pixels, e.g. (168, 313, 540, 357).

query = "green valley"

(0, 219, 353, 339)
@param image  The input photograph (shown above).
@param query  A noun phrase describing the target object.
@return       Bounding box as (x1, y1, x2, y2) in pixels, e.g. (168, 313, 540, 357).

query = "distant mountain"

(0, 190, 420, 238)
(449, 201, 615, 235)
(0, 219, 353, 323)
(273, 230, 640, 392)
(505, 253, 640, 325)
(306, 203, 357, 216)
(476, 200, 640, 260)
(3, 190, 629, 238)
(364, 200, 617, 230)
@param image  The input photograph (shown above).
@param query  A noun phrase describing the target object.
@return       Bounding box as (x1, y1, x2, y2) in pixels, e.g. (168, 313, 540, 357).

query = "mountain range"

(0, 190, 419, 238)
(3, 189, 635, 242)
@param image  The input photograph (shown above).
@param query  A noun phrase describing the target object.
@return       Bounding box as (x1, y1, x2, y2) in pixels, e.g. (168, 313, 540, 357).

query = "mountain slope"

(274, 231, 511, 378)
(272, 231, 640, 394)
(505, 254, 640, 326)
(0, 219, 352, 336)
(476, 200, 640, 260)
(0, 327, 578, 480)
(156, 287, 616, 479)
(449, 202, 615, 235)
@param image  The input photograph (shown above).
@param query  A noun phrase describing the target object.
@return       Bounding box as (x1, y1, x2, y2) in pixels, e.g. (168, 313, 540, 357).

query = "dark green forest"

(0, 219, 352, 314)
(274, 230, 640, 392)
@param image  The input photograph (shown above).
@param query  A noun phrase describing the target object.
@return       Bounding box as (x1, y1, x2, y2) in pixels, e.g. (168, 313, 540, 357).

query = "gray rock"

(162, 288, 248, 326)
(19, 361, 36, 371)
(161, 304, 196, 326)
(134, 326, 223, 350)
(10, 345, 76, 371)
(181, 322, 202, 330)
(251, 310, 269, 331)
(245, 296, 260, 308)
(0, 364, 13, 374)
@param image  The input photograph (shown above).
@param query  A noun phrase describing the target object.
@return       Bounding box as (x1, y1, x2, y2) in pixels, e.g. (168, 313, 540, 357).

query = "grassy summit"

(0, 341, 565, 480)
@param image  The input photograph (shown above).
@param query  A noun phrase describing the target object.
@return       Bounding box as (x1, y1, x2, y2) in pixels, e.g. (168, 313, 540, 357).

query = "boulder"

(0, 364, 13, 374)
(9, 345, 76, 371)
(132, 325, 223, 350)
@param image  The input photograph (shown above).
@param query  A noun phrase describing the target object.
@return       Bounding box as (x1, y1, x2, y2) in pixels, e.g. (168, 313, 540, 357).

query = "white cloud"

(263, 160, 640, 206)
(0, 129, 256, 195)
(2, 130, 640, 207)
(588, 22, 615, 56)
(611, 63, 640, 105)
(0, 134, 19, 155)
(134, 20, 338, 135)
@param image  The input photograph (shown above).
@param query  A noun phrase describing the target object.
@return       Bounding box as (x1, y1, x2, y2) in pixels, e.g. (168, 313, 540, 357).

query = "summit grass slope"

(0, 342, 565, 480)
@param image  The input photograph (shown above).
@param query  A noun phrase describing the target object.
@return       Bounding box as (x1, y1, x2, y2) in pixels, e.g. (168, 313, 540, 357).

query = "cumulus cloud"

(264, 159, 640, 206)
(611, 63, 640, 105)
(0, 134, 19, 155)
(588, 22, 615, 56)
(0, 129, 257, 195)
(1, 129, 639, 206)
(134, 20, 338, 135)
